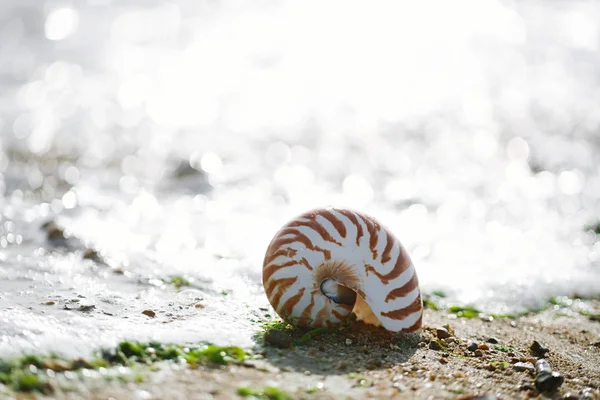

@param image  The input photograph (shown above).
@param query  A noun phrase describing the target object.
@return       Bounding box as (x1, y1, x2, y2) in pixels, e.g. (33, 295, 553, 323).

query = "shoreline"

(2, 300, 599, 399)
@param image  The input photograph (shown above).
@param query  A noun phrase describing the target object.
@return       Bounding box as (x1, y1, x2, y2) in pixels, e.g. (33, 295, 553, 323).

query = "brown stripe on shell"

(268, 277, 298, 309)
(264, 274, 298, 295)
(403, 312, 423, 332)
(263, 260, 298, 283)
(365, 250, 410, 285)
(314, 245, 331, 260)
(280, 287, 306, 317)
(267, 236, 299, 255)
(384, 273, 418, 303)
(313, 304, 329, 327)
(338, 209, 363, 246)
(380, 228, 394, 264)
(264, 247, 297, 267)
(296, 290, 317, 326)
(331, 309, 346, 321)
(365, 218, 380, 259)
(298, 257, 313, 270)
(289, 218, 343, 247)
(318, 209, 347, 239)
(379, 293, 422, 320)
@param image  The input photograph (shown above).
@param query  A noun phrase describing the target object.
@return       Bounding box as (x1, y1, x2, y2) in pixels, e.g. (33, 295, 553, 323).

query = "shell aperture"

(262, 207, 422, 332)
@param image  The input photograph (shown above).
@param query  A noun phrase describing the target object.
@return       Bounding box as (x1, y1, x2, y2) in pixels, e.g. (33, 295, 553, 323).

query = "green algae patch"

(447, 305, 481, 319)
(423, 298, 439, 310)
(170, 276, 191, 289)
(0, 341, 247, 393)
(237, 386, 292, 400)
(261, 320, 293, 332)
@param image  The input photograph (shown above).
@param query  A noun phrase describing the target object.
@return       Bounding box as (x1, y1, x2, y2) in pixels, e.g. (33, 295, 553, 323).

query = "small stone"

(83, 248, 101, 261)
(439, 358, 448, 364)
(467, 341, 479, 352)
(142, 309, 156, 318)
(530, 340, 549, 357)
(264, 329, 293, 349)
(486, 364, 496, 371)
(454, 372, 463, 378)
(580, 389, 594, 399)
(359, 346, 368, 353)
(194, 303, 205, 309)
(478, 343, 490, 351)
(513, 362, 535, 373)
(345, 339, 352, 346)
(429, 341, 442, 351)
(591, 342, 600, 347)
(561, 392, 580, 400)
(436, 328, 452, 339)
(510, 321, 517, 327)
(78, 305, 95, 312)
(474, 350, 484, 357)
(44, 301, 55, 305)
(535, 371, 564, 393)
(487, 337, 499, 344)
(336, 361, 346, 370)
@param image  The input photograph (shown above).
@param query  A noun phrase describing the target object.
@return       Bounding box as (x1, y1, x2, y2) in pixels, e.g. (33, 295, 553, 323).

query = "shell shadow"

(254, 321, 420, 375)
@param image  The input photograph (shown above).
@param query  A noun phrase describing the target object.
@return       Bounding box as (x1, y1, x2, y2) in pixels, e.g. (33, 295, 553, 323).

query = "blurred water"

(1, 0, 600, 357)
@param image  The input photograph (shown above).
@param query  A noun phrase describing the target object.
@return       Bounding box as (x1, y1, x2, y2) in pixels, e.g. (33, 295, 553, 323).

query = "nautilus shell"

(262, 207, 422, 332)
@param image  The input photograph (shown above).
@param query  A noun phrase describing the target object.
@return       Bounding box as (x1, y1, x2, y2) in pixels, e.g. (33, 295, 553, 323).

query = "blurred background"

(1, 0, 600, 356)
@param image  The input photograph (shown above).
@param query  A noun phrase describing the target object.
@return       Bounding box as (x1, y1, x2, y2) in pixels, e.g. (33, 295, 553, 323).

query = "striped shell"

(262, 207, 422, 332)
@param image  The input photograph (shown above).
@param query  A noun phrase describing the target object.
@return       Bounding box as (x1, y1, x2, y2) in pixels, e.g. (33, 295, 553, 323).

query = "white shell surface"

(262, 207, 422, 332)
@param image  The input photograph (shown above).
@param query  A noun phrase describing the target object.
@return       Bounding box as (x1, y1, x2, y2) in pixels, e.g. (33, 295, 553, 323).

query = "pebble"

(336, 361, 346, 370)
(142, 309, 156, 318)
(487, 337, 499, 344)
(345, 339, 352, 345)
(429, 341, 443, 351)
(467, 341, 479, 352)
(194, 303, 205, 309)
(44, 301, 55, 305)
(439, 358, 448, 364)
(264, 329, 293, 349)
(530, 340, 549, 357)
(436, 328, 452, 339)
(478, 343, 490, 351)
(535, 359, 564, 393)
(473, 350, 484, 357)
(513, 362, 535, 373)
(510, 321, 518, 327)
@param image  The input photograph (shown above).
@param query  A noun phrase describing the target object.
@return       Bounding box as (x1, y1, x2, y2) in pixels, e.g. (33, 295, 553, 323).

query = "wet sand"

(7, 302, 598, 400)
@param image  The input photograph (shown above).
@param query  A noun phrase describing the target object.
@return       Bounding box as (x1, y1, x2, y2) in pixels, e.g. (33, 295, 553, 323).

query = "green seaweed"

(170, 276, 191, 289)
(493, 345, 514, 353)
(185, 345, 246, 365)
(237, 386, 292, 400)
(261, 320, 293, 332)
(422, 298, 439, 310)
(489, 361, 510, 368)
(0, 341, 247, 393)
(447, 305, 481, 319)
